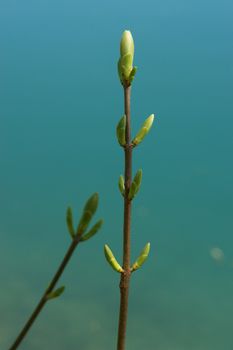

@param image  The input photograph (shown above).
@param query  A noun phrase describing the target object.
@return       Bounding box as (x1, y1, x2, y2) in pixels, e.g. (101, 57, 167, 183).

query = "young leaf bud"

(77, 193, 99, 235)
(80, 219, 103, 242)
(128, 169, 142, 200)
(116, 115, 126, 146)
(131, 243, 150, 271)
(132, 114, 154, 146)
(118, 175, 125, 197)
(118, 30, 136, 85)
(128, 66, 138, 84)
(120, 30, 134, 58)
(104, 244, 124, 273)
(120, 53, 133, 81)
(46, 286, 65, 300)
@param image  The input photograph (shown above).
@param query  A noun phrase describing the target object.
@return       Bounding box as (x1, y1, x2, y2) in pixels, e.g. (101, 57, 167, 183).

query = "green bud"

(128, 66, 137, 84)
(131, 243, 150, 272)
(66, 207, 75, 239)
(118, 175, 125, 197)
(120, 30, 134, 58)
(77, 193, 99, 235)
(104, 244, 124, 273)
(116, 115, 126, 146)
(128, 169, 142, 200)
(46, 286, 65, 300)
(120, 53, 133, 80)
(118, 30, 136, 85)
(132, 114, 154, 146)
(80, 219, 103, 242)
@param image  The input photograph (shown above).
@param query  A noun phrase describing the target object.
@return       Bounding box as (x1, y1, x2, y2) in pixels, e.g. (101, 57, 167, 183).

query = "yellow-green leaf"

(131, 243, 150, 271)
(118, 175, 125, 197)
(128, 169, 142, 200)
(104, 244, 124, 273)
(116, 115, 126, 146)
(132, 114, 154, 146)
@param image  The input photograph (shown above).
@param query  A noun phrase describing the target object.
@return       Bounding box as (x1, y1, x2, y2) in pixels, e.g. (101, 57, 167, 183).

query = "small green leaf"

(129, 66, 137, 83)
(119, 54, 133, 81)
(66, 207, 75, 239)
(118, 175, 125, 197)
(131, 243, 150, 272)
(128, 169, 142, 200)
(80, 219, 103, 241)
(132, 114, 155, 146)
(46, 286, 65, 300)
(116, 115, 126, 146)
(77, 193, 99, 235)
(104, 244, 124, 273)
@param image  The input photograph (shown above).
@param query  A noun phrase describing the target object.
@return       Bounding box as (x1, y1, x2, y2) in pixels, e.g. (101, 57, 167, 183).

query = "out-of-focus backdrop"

(1, 0, 233, 349)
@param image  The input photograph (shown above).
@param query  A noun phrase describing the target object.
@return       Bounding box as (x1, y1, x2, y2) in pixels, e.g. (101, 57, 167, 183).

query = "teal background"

(1, 0, 233, 349)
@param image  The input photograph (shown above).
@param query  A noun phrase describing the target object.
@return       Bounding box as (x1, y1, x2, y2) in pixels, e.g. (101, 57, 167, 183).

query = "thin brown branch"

(117, 85, 132, 350)
(9, 236, 81, 350)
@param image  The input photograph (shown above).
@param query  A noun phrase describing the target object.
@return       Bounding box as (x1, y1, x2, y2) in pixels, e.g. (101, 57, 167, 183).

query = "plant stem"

(9, 236, 81, 350)
(117, 85, 132, 350)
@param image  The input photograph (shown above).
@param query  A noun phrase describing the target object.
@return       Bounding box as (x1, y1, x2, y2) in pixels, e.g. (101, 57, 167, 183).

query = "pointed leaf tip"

(77, 193, 99, 235)
(46, 286, 65, 301)
(84, 193, 99, 214)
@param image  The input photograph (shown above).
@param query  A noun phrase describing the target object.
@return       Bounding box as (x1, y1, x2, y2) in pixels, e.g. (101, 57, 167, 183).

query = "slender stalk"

(117, 85, 132, 350)
(9, 236, 81, 350)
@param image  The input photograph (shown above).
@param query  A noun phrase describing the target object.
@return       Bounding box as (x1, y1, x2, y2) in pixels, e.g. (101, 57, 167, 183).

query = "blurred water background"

(1, 0, 233, 349)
